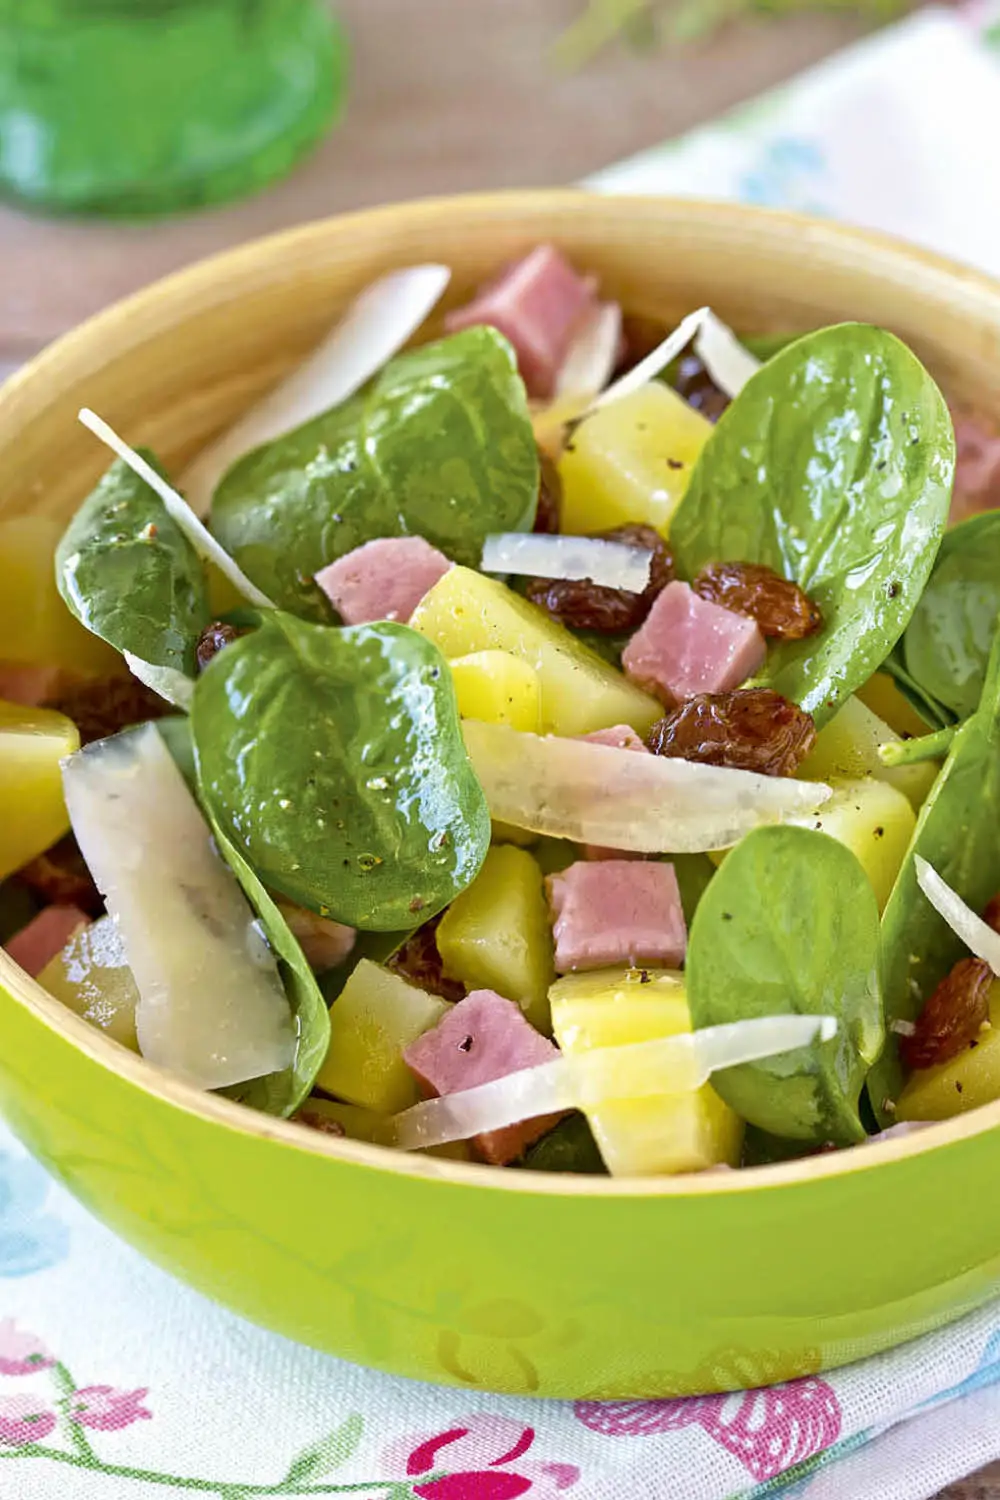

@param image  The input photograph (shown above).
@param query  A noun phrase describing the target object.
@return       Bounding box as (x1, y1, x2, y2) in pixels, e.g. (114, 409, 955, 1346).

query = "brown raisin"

(15, 835, 102, 917)
(534, 450, 563, 535)
(646, 688, 817, 776)
(386, 915, 466, 1003)
(983, 892, 1000, 935)
(196, 622, 243, 672)
(525, 523, 674, 633)
(900, 956, 992, 1070)
(673, 353, 731, 424)
(693, 562, 822, 641)
(50, 673, 170, 746)
(615, 314, 669, 377)
(294, 1109, 346, 1138)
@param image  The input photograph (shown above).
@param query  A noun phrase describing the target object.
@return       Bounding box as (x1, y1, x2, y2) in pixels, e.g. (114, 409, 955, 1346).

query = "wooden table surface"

(1, 2, 996, 1493)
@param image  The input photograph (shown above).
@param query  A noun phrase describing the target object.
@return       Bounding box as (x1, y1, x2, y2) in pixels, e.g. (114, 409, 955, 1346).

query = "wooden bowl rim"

(4, 187, 1000, 1199)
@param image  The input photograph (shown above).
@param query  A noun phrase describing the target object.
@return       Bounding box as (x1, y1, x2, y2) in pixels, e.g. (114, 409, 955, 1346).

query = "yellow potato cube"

(856, 671, 932, 741)
(436, 844, 554, 1034)
(791, 776, 916, 913)
(0, 702, 80, 880)
(898, 980, 1000, 1121)
(449, 651, 541, 732)
(550, 967, 743, 1176)
(558, 382, 712, 537)
(0, 517, 119, 676)
(38, 915, 140, 1052)
(411, 566, 660, 737)
(799, 695, 938, 811)
(316, 959, 452, 1113)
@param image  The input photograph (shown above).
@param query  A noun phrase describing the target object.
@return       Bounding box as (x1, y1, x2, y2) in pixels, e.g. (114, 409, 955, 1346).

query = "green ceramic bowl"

(3, 192, 1000, 1399)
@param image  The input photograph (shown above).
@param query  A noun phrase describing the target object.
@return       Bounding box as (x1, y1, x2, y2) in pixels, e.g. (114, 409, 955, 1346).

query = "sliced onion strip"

(915, 856, 1000, 975)
(555, 301, 622, 401)
(390, 1014, 836, 1152)
(481, 533, 651, 592)
(693, 311, 761, 399)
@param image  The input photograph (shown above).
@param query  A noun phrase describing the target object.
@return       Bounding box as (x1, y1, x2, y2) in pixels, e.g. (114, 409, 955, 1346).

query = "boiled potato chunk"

(0, 517, 119, 676)
(549, 967, 742, 1176)
(898, 979, 1000, 1121)
(316, 958, 452, 1113)
(0, 702, 80, 880)
(791, 776, 915, 913)
(411, 567, 660, 736)
(449, 651, 541, 732)
(38, 915, 139, 1051)
(799, 695, 938, 811)
(558, 382, 712, 537)
(436, 844, 554, 1034)
(856, 671, 932, 741)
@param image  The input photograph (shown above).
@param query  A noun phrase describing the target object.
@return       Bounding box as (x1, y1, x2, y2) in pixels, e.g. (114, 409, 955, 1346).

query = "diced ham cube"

(315, 537, 452, 626)
(580, 726, 648, 860)
(276, 900, 355, 973)
(0, 662, 65, 708)
(444, 245, 597, 399)
(622, 580, 766, 706)
(951, 411, 1000, 524)
(404, 989, 565, 1164)
(4, 905, 90, 979)
(546, 860, 687, 973)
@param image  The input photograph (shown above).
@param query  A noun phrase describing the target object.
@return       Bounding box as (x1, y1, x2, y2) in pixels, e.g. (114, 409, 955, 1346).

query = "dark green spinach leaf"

(671, 324, 954, 725)
(686, 825, 884, 1144)
(56, 455, 210, 678)
(902, 510, 1000, 721)
(518, 1113, 608, 1174)
(869, 628, 1000, 1122)
(209, 328, 539, 618)
(192, 610, 490, 930)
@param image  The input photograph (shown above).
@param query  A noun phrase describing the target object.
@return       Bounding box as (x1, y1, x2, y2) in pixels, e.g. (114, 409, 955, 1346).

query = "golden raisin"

(982, 892, 1000, 935)
(525, 523, 674, 633)
(386, 915, 466, 1003)
(15, 836, 101, 917)
(646, 688, 817, 776)
(900, 956, 992, 1070)
(196, 622, 243, 672)
(294, 1109, 346, 1138)
(673, 353, 731, 423)
(693, 562, 822, 640)
(50, 673, 170, 745)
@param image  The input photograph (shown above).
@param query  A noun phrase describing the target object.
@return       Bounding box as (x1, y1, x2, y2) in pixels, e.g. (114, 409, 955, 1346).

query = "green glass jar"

(0, 1, 346, 216)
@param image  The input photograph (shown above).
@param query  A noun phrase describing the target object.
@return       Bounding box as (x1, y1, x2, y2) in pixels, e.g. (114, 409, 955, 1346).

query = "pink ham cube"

(404, 989, 565, 1165)
(315, 537, 452, 626)
(622, 580, 766, 706)
(4, 905, 90, 978)
(951, 411, 1000, 524)
(444, 245, 596, 399)
(580, 725, 648, 860)
(546, 860, 687, 973)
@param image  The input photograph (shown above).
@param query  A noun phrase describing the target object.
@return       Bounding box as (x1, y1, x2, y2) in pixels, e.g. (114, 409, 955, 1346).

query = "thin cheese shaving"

(555, 301, 622, 401)
(915, 855, 1000, 975)
(481, 533, 652, 592)
(693, 311, 761, 399)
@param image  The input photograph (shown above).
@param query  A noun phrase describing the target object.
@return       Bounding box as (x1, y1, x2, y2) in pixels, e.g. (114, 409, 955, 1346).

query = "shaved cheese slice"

(123, 652, 194, 712)
(62, 723, 294, 1090)
(78, 409, 272, 609)
(463, 721, 830, 853)
(693, 311, 761, 399)
(555, 301, 622, 401)
(915, 855, 1000, 975)
(391, 1014, 837, 1152)
(590, 307, 708, 413)
(181, 264, 451, 514)
(481, 533, 651, 592)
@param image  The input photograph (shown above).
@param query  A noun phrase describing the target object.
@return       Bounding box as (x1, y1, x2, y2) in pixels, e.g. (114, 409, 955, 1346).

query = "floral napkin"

(5, 7, 1000, 1499)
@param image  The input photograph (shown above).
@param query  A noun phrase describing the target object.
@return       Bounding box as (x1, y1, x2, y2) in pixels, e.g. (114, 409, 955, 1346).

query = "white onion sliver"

(123, 653, 194, 712)
(693, 311, 761, 399)
(181, 264, 450, 515)
(463, 721, 831, 854)
(391, 1014, 835, 1152)
(914, 855, 1000, 975)
(481, 533, 651, 592)
(78, 409, 272, 609)
(589, 307, 707, 413)
(555, 301, 622, 401)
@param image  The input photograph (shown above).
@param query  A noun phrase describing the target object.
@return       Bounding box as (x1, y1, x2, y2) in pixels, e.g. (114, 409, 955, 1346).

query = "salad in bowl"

(3, 236, 1000, 1185)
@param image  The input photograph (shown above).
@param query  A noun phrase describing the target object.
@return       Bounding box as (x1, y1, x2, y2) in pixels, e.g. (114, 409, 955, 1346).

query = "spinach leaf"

(902, 510, 1000, 721)
(192, 610, 491, 931)
(56, 455, 210, 678)
(881, 644, 956, 732)
(869, 628, 1000, 1122)
(686, 825, 884, 1144)
(209, 328, 539, 619)
(671, 325, 954, 726)
(518, 1113, 608, 1174)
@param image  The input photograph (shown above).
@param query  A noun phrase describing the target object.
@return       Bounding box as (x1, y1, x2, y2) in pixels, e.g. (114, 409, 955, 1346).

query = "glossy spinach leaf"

(671, 324, 954, 726)
(192, 610, 491, 931)
(518, 1113, 608, 1174)
(671, 852, 716, 929)
(902, 510, 1000, 721)
(56, 454, 210, 678)
(686, 825, 884, 1144)
(869, 628, 1000, 1121)
(210, 328, 539, 619)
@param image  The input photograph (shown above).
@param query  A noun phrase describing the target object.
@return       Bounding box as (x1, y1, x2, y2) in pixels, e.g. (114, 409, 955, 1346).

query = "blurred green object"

(0, 1, 346, 216)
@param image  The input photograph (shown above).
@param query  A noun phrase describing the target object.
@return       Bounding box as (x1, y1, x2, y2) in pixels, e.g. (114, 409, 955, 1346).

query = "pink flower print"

(68, 1385, 153, 1431)
(0, 1393, 57, 1447)
(0, 1320, 55, 1377)
(386, 1414, 580, 1500)
(575, 1374, 842, 1484)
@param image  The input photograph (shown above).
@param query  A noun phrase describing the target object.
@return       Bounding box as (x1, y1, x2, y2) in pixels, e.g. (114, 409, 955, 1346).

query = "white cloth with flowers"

(5, 8, 1000, 1499)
